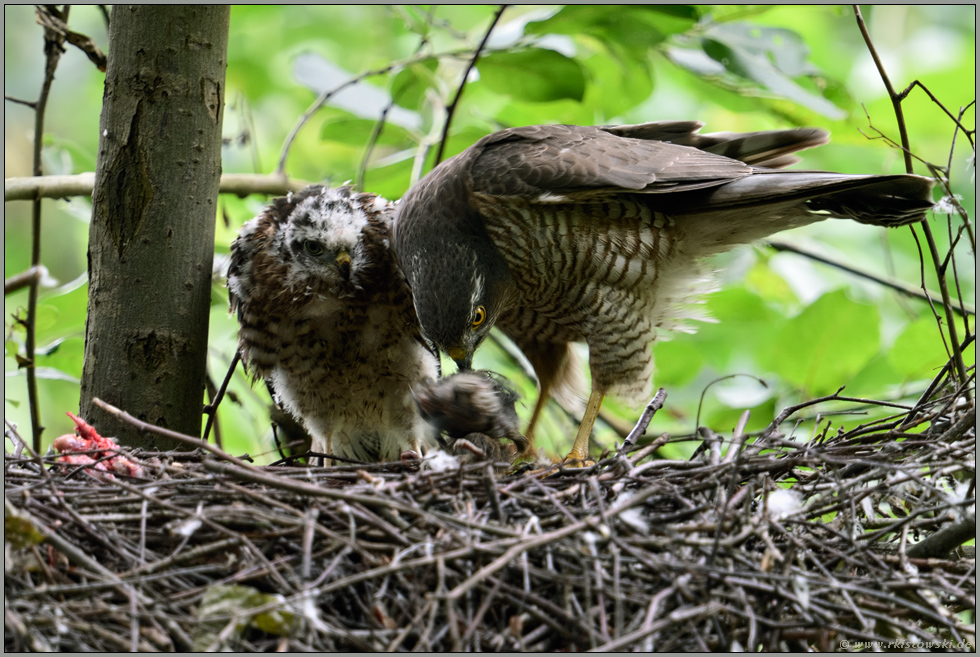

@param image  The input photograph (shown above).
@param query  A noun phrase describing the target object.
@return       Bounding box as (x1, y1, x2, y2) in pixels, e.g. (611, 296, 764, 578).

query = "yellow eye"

(472, 306, 487, 328)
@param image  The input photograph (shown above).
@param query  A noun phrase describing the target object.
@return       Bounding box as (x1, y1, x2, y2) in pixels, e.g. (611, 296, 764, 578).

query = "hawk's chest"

(481, 198, 682, 310)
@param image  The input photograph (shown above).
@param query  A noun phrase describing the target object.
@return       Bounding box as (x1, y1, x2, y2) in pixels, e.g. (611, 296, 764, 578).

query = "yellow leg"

(565, 388, 603, 464)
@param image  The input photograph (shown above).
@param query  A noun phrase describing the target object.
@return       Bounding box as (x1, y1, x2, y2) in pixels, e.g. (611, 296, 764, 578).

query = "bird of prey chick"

(228, 185, 440, 463)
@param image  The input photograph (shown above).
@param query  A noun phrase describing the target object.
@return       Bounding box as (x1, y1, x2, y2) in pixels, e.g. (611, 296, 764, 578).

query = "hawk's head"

(393, 169, 513, 372)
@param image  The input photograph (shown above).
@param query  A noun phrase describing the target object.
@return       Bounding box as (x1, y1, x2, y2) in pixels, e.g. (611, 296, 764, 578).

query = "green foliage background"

(4, 5, 975, 461)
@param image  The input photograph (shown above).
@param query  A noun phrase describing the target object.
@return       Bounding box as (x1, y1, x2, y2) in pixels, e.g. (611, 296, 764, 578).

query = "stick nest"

(4, 396, 976, 652)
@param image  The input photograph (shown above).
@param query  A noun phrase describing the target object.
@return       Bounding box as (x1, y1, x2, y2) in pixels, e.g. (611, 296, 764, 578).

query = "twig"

(202, 351, 240, 444)
(761, 387, 845, 439)
(6, 348, 974, 651)
(766, 239, 974, 317)
(708, 410, 751, 566)
(34, 4, 107, 71)
(91, 397, 256, 470)
(4, 94, 37, 109)
(274, 46, 484, 176)
(355, 105, 391, 192)
(619, 388, 667, 455)
(590, 602, 725, 653)
(903, 333, 974, 427)
(5, 498, 153, 606)
(25, 5, 70, 452)
(897, 81, 975, 148)
(906, 513, 976, 559)
(4, 172, 312, 201)
(432, 5, 507, 167)
(356, 8, 434, 191)
(695, 374, 768, 437)
(853, 5, 971, 402)
(4, 266, 47, 295)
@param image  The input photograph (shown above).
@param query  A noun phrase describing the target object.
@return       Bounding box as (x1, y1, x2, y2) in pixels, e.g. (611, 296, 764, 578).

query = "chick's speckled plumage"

(228, 185, 440, 462)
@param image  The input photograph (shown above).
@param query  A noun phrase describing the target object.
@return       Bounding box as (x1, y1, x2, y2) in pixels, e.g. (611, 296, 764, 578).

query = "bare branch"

(35, 5, 108, 71)
(4, 265, 46, 295)
(4, 94, 37, 109)
(767, 239, 974, 317)
(853, 5, 971, 402)
(5, 172, 312, 201)
(432, 5, 507, 167)
(274, 47, 482, 176)
(23, 4, 70, 452)
(202, 352, 241, 444)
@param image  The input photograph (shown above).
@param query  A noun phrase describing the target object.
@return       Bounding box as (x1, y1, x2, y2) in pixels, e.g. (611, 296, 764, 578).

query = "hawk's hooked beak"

(448, 346, 472, 371)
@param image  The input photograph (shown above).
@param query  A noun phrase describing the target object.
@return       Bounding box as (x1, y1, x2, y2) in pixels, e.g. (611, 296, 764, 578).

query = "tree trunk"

(80, 5, 230, 448)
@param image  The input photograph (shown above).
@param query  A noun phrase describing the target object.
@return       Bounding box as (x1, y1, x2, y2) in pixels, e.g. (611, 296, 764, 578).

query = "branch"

(217, 173, 313, 198)
(853, 5, 971, 402)
(4, 499, 152, 606)
(24, 5, 70, 452)
(202, 351, 240, 444)
(4, 94, 37, 109)
(274, 47, 482, 176)
(432, 5, 507, 167)
(766, 239, 974, 317)
(356, 8, 435, 192)
(4, 265, 47, 295)
(35, 4, 107, 71)
(906, 513, 976, 559)
(619, 388, 667, 455)
(91, 397, 257, 470)
(5, 172, 312, 201)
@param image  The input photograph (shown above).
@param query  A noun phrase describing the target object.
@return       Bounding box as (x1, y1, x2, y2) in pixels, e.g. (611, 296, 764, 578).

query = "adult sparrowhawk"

(391, 121, 935, 462)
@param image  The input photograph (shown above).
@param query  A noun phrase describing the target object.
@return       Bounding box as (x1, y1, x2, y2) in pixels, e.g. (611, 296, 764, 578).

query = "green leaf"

(888, 318, 951, 380)
(478, 48, 586, 103)
(707, 23, 815, 77)
(320, 117, 412, 148)
(581, 49, 654, 118)
(4, 510, 46, 549)
(665, 46, 727, 77)
(697, 23, 846, 119)
(694, 287, 784, 370)
(364, 155, 416, 202)
(744, 260, 798, 307)
(192, 584, 297, 651)
(762, 290, 881, 395)
(36, 276, 89, 344)
(526, 5, 699, 53)
(846, 352, 902, 397)
(391, 58, 438, 110)
(35, 336, 85, 380)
